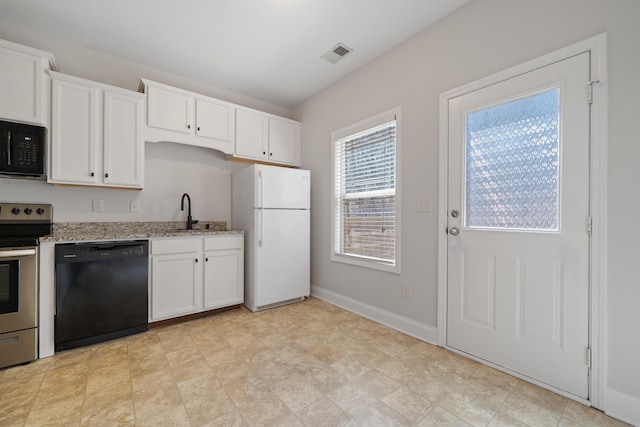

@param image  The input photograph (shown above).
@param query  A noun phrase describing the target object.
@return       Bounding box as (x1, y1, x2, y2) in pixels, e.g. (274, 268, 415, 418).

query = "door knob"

(449, 227, 459, 236)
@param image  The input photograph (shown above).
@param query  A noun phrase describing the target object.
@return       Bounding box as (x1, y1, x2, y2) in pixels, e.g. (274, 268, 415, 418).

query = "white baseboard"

(605, 388, 640, 426)
(310, 285, 438, 345)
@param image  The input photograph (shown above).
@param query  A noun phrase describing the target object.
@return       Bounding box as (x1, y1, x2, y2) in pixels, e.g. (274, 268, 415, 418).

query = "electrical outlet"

(92, 199, 104, 212)
(402, 283, 412, 299)
(130, 200, 141, 213)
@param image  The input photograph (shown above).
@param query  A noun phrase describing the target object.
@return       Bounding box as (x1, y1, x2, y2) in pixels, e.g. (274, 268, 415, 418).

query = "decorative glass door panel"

(465, 89, 560, 231)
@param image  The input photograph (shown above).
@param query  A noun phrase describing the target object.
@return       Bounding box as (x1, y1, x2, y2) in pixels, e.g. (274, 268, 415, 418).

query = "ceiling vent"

(321, 43, 353, 64)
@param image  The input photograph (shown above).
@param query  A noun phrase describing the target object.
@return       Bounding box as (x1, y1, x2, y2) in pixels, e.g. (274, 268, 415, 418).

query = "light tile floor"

(0, 297, 629, 426)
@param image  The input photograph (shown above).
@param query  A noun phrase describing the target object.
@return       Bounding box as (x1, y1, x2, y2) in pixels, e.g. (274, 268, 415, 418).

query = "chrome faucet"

(180, 193, 194, 230)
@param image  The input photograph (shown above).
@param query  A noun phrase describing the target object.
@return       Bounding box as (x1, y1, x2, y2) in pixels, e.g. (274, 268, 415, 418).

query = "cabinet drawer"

(204, 235, 243, 251)
(151, 238, 200, 255)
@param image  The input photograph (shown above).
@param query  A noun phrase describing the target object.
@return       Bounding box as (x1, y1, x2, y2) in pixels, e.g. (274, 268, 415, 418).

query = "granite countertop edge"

(40, 221, 245, 243)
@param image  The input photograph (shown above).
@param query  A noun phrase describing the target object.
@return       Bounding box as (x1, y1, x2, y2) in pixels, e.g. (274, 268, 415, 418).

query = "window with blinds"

(332, 109, 399, 271)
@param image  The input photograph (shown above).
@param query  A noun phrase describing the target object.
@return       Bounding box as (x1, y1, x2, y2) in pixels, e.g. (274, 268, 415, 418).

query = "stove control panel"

(0, 203, 53, 222)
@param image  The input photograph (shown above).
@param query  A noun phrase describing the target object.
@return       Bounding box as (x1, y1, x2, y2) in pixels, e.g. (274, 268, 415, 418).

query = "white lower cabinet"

(151, 246, 201, 321)
(203, 236, 244, 310)
(150, 235, 243, 322)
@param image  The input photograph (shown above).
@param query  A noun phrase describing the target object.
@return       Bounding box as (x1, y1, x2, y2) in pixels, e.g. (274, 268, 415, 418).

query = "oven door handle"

(0, 249, 36, 258)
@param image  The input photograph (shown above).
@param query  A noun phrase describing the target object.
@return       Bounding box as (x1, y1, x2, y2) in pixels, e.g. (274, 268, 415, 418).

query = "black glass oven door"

(0, 260, 19, 315)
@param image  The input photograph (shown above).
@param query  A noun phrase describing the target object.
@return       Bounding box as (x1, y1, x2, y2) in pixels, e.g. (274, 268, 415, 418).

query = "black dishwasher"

(55, 240, 149, 351)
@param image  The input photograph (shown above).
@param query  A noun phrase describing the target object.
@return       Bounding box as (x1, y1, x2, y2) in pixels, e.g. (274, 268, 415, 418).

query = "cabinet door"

(103, 90, 144, 188)
(147, 85, 192, 134)
(268, 118, 300, 165)
(151, 253, 201, 321)
(195, 98, 235, 145)
(0, 47, 45, 124)
(235, 109, 268, 160)
(203, 248, 243, 310)
(50, 78, 99, 185)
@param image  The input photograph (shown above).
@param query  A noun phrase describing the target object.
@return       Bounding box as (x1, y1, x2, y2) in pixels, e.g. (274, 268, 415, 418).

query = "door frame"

(437, 33, 608, 408)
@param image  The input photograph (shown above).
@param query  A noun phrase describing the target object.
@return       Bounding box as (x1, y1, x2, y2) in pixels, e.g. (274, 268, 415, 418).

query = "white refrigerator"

(232, 164, 310, 311)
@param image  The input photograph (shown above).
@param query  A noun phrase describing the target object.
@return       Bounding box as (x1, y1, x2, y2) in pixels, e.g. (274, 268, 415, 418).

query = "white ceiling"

(0, 0, 470, 108)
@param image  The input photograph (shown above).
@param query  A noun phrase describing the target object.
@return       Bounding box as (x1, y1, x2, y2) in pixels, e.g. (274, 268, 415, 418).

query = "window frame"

(331, 107, 401, 274)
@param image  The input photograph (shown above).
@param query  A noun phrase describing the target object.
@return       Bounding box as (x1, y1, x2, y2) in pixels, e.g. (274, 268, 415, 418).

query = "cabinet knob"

(270, 152, 273, 157)
(205, 257, 209, 262)
(105, 173, 109, 178)
(263, 151, 266, 155)
(197, 127, 200, 131)
(90, 172, 95, 177)
(195, 258, 198, 263)
(187, 124, 191, 129)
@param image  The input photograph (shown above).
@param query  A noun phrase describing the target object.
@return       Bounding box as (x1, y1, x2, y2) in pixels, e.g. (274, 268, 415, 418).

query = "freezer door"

(254, 209, 310, 308)
(254, 164, 310, 209)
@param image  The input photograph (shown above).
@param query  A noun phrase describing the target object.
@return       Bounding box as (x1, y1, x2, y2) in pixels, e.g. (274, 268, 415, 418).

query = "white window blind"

(334, 117, 397, 265)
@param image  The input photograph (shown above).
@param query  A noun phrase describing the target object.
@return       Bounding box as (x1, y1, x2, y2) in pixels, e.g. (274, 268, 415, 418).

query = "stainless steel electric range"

(0, 202, 52, 368)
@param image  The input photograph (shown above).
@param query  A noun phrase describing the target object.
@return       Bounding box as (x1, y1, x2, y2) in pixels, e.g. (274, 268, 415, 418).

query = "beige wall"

(292, 0, 640, 420)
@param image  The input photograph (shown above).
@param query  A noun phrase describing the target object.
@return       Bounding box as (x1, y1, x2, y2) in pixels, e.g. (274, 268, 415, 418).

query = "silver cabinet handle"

(0, 249, 36, 258)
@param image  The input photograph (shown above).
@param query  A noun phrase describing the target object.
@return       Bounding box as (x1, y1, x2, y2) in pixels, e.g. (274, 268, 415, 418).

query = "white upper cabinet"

(235, 109, 269, 161)
(268, 116, 300, 165)
(49, 72, 144, 188)
(0, 39, 57, 125)
(234, 108, 301, 167)
(141, 79, 235, 155)
(195, 98, 235, 142)
(147, 83, 191, 134)
(103, 91, 145, 187)
(140, 79, 300, 167)
(50, 76, 99, 185)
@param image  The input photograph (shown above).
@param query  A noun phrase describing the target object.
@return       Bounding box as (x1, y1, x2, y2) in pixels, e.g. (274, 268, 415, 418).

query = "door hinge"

(587, 216, 592, 235)
(587, 347, 592, 368)
(588, 80, 600, 104)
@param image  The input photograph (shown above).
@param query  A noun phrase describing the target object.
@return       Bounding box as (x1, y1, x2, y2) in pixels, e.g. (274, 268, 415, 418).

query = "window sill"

(331, 253, 400, 274)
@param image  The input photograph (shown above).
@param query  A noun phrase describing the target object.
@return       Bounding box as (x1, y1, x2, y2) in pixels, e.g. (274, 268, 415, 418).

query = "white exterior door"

(447, 52, 591, 398)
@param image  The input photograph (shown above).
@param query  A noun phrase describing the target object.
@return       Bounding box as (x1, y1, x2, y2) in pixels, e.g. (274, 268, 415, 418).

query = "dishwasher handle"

(85, 242, 145, 251)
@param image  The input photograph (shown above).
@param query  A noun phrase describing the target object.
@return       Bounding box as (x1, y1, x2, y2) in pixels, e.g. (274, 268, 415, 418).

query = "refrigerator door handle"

(259, 170, 264, 247)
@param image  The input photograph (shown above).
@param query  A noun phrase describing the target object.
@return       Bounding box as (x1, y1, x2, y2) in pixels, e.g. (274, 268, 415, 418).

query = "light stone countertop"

(40, 221, 244, 243)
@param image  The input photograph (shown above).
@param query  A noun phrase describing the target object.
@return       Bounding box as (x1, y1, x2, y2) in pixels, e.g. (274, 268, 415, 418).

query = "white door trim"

(437, 33, 608, 409)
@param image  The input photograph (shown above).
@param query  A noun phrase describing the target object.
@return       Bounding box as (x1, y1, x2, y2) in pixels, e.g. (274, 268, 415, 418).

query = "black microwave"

(0, 120, 46, 180)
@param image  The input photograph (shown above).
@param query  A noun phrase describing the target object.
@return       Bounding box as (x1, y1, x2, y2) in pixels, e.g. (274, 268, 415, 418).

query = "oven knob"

(11, 207, 20, 215)
(37, 208, 45, 215)
(24, 207, 33, 215)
